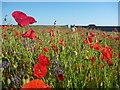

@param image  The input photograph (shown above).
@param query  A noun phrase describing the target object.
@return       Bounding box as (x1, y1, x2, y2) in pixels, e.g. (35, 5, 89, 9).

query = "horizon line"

(1, 24, 119, 26)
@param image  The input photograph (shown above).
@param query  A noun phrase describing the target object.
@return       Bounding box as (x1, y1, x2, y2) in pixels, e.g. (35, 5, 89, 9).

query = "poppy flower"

(14, 32, 19, 35)
(115, 53, 120, 59)
(12, 11, 37, 27)
(93, 43, 102, 51)
(51, 45, 57, 49)
(21, 29, 36, 39)
(59, 40, 63, 45)
(90, 32, 95, 37)
(82, 65, 85, 68)
(51, 32, 55, 36)
(49, 39, 53, 44)
(34, 64, 47, 78)
(89, 43, 93, 48)
(2, 36, 8, 39)
(38, 54, 50, 66)
(96, 39, 102, 42)
(101, 46, 112, 60)
(90, 57, 96, 63)
(51, 45, 59, 53)
(57, 73, 64, 81)
(83, 40, 88, 43)
(21, 79, 52, 88)
(2, 26, 8, 30)
(59, 40, 66, 46)
(107, 60, 113, 66)
(80, 34, 85, 37)
(43, 48, 49, 53)
(87, 35, 93, 43)
(115, 37, 120, 40)
(100, 55, 107, 61)
(105, 45, 113, 50)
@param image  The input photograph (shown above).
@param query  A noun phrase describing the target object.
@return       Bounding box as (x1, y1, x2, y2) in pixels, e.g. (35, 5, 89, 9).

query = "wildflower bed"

(2, 25, 120, 89)
(1, 11, 120, 89)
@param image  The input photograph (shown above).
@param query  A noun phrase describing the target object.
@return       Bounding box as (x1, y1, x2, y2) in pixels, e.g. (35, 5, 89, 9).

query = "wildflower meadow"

(1, 11, 120, 89)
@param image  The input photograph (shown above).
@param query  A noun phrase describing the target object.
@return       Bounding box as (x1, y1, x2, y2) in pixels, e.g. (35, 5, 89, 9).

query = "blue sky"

(2, 2, 118, 26)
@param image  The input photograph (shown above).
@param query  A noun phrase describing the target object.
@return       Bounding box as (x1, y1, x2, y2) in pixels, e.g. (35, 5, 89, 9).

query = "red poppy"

(2, 36, 8, 39)
(96, 39, 100, 41)
(87, 35, 93, 43)
(51, 32, 55, 36)
(38, 54, 50, 66)
(57, 73, 64, 81)
(49, 39, 53, 44)
(105, 45, 113, 50)
(12, 11, 37, 27)
(90, 32, 95, 37)
(59, 40, 63, 45)
(115, 37, 120, 40)
(101, 46, 112, 60)
(80, 34, 85, 37)
(0, 50, 4, 53)
(43, 48, 49, 53)
(82, 65, 85, 68)
(51, 45, 57, 49)
(1, 26, 8, 30)
(107, 60, 113, 66)
(114, 53, 120, 59)
(93, 43, 102, 51)
(21, 79, 52, 88)
(14, 32, 19, 35)
(21, 29, 36, 39)
(4, 72, 9, 77)
(100, 55, 107, 61)
(34, 64, 47, 78)
(83, 40, 88, 43)
(89, 43, 93, 48)
(90, 57, 96, 63)
(51, 45, 59, 53)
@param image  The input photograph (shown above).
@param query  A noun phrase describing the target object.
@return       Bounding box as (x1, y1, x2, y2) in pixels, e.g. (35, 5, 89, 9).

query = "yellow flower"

(4, 56, 7, 59)
(26, 48, 29, 51)
(86, 50, 89, 53)
(38, 50, 42, 53)
(86, 56, 89, 59)
(2, 54, 4, 57)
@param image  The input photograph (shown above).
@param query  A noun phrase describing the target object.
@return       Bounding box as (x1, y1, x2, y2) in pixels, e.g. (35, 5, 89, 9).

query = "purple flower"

(58, 69, 64, 73)
(10, 76, 21, 83)
(55, 61, 61, 65)
(19, 69, 26, 75)
(53, 55, 57, 57)
(16, 52, 23, 55)
(2, 61, 10, 68)
(52, 65, 59, 71)
(31, 39, 36, 43)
